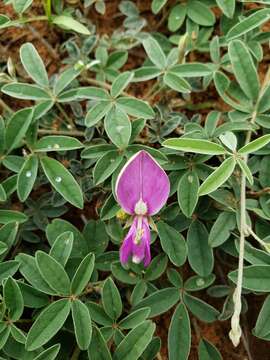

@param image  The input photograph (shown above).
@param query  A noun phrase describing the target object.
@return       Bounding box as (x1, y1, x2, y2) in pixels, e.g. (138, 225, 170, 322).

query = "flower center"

(134, 199, 148, 215)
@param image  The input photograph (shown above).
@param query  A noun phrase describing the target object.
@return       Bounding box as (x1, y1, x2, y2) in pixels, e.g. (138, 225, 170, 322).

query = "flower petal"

(119, 216, 151, 267)
(116, 151, 170, 215)
(119, 220, 136, 264)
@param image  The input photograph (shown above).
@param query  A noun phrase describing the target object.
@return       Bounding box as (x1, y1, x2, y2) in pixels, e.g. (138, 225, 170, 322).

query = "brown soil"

(1, 1, 270, 359)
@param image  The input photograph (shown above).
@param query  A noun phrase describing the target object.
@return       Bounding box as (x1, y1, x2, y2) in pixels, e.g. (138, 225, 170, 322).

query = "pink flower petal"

(116, 150, 170, 215)
(119, 216, 151, 267)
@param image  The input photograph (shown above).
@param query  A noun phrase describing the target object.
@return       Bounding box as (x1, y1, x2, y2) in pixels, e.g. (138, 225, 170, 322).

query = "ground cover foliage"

(1, 0, 270, 359)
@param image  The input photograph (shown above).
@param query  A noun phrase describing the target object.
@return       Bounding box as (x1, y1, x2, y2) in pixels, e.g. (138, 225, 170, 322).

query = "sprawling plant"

(1, 0, 270, 359)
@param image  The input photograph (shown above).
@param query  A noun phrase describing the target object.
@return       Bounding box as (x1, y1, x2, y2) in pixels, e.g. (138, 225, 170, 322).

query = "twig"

(38, 129, 85, 137)
(0, 99, 13, 114)
(27, 24, 59, 60)
(70, 346, 80, 360)
(247, 226, 270, 252)
(55, 102, 75, 128)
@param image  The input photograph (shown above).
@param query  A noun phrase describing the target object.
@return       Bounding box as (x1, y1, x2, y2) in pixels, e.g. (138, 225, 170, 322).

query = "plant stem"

(44, 0, 52, 20)
(70, 346, 80, 360)
(0, 99, 13, 113)
(247, 226, 270, 252)
(38, 129, 85, 137)
(20, 16, 48, 23)
(55, 103, 75, 129)
(229, 67, 270, 346)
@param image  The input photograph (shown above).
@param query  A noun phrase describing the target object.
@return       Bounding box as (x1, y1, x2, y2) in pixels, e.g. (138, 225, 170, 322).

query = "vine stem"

(229, 67, 270, 347)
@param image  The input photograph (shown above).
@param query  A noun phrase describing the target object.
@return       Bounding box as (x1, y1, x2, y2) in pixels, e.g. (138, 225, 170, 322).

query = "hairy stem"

(230, 67, 270, 346)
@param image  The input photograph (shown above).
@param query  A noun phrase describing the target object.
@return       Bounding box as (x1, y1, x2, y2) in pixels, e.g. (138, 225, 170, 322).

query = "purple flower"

(116, 150, 170, 266)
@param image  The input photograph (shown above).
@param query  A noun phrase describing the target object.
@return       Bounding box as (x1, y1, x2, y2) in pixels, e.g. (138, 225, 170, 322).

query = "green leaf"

(168, 4, 186, 32)
(13, 0, 33, 13)
(183, 292, 219, 323)
(3, 277, 24, 321)
(163, 138, 226, 155)
(0, 326, 11, 350)
(178, 171, 199, 217)
(228, 40, 259, 101)
(236, 158, 253, 185)
(111, 71, 134, 98)
(83, 220, 109, 254)
(112, 262, 140, 284)
(41, 156, 83, 209)
(88, 326, 112, 360)
(26, 299, 71, 351)
(0, 184, 6, 202)
(113, 321, 156, 360)
(71, 253, 95, 295)
(198, 157, 236, 196)
(229, 265, 270, 292)
(104, 107, 131, 149)
(0, 241, 8, 255)
(0, 210, 27, 224)
(36, 251, 71, 296)
(198, 339, 222, 360)
(238, 134, 270, 154)
(16, 253, 56, 295)
(86, 302, 113, 326)
(102, 277, 122, 320)
(184, 274, 215, 292)
(0, 116, 6, 156)
(219, 131, 237, 151)
(226, 8, 270, 41)
(6, 107, 33, 153)
(85, 101, 113, 127)
(187, 0, 215, 26)
(20, 43, 49, 87)
(164, 72, 191, 93)
(18, 281, 49, 309)
(49, 231, 73, 267)
(71, 299, 92, 350)
(33, 344, 61, 360)
(10, 324, 26, 343)
(54, 66, 82, 95)
(170, 63, 212, 77)
(116, 97, 154, 119)
(208, 211, 236, 247)
(151, 0, 167, 14)
(144, 254, 168, 281)
(118, 308, 151, 330)
(168, 303, 191, 360)
(2, 83, 51, 100)
(46, 219, 87, 258)
(134, 288, 180, 317)
(93, 150, 123, 185)
(254, 295, 270, 339)
(34, 136, 83, 152)
(216, 0, 235, 19)
(52, 15, 91, 35)
(81, 144, 116, 159)
(134, 66, 162, 81)
(17, 155, 38, 202)
(157, 221, 187, 266)
(75, 86, 111, 100)
(142, 36, 166, 70)
(187, 220, 213, 277)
